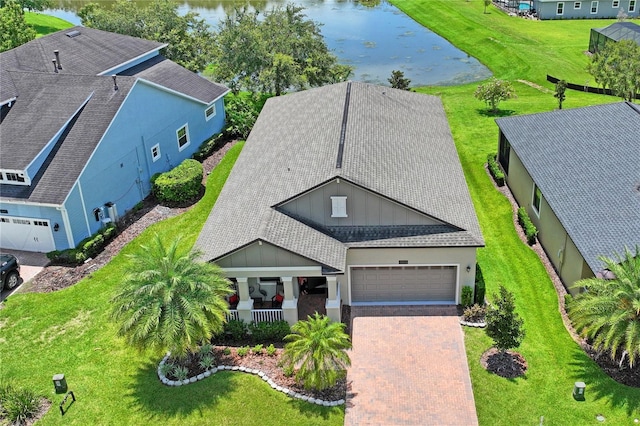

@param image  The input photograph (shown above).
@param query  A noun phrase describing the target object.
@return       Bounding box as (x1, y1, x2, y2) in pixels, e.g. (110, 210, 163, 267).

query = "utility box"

(53, 374, 67, 394)
(573, 381, 586, 400)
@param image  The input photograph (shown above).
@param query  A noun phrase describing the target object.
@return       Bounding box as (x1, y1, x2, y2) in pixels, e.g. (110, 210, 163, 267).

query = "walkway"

(345, 315, 478, 426)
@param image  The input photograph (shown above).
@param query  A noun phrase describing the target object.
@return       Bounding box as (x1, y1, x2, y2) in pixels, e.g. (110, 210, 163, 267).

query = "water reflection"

(46, 0, 491, 86)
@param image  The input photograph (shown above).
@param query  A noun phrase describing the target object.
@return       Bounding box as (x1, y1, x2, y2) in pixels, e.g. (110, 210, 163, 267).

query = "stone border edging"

(157, 353, 345, 407)
(460, 320, 486, 328)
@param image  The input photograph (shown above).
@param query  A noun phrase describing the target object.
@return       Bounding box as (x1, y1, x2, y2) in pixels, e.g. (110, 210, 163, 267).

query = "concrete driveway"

(345, 315, 478, 426)
(1, 250, 48, 301)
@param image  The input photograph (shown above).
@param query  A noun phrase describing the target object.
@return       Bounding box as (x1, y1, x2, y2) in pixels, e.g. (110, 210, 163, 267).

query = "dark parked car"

(1, 254, 21, 290)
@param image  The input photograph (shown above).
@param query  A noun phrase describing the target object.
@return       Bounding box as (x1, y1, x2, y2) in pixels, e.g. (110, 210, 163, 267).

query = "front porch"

(224, 268, 341, 326)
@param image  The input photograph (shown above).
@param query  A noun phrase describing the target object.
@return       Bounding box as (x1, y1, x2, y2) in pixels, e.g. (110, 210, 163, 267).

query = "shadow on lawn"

(477, 108, 517, 118)
(569, 351, 640, 416)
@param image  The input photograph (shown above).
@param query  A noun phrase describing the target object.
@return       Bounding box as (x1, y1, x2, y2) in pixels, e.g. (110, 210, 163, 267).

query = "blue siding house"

(0, 27, 228, 252)
(533, 0, 639, 19)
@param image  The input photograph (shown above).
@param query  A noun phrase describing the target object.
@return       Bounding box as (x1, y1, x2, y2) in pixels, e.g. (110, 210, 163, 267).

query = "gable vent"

(66, 30, 81, 38)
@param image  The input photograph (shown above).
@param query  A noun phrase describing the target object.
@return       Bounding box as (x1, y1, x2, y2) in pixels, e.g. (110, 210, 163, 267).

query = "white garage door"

(0, 216, 55, 252)
(350, 266, 457, 303)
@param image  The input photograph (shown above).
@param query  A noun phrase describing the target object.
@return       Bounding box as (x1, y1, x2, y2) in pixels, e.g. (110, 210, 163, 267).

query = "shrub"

(193, 132, 225, 162)
(487, 153, 505, 186)
(564, 293, 574, 310)
(249, 320, 291, 343)
(461, 286, 474, 307)
(237, 346, 250, 357)
(517, 207, 538, 245)
(462, 304, 487, 323)
(46, 223, 117, 265)
(252, 344, 264, 354)
(475, 264, 486, 305)
(222, 347, 231, 355)
(199, 343, 213, 356)
(0, 384, 41, 425)
(199, 354, 215, 370)
(152, 159, 203, 204)
(266, 343, 277, 356)
(224, 319, 248, 341)
(172, 365, 189, 381)
(282, 364, 294, 377)
(159, 362, 174, 377)
(223, 92, 271, 139)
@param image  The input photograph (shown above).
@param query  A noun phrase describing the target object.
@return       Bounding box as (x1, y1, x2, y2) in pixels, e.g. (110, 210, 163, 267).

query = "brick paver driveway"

(345, 315, 478, 426)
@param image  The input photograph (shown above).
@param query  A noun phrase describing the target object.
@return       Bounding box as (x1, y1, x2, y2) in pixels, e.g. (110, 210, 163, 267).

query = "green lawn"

(25, 12, 73, 37)
(390, 0, 640, 424)
(0, 143, 343, 426)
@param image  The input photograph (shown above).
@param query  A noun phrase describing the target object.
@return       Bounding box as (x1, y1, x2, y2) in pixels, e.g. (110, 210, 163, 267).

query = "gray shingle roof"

(592, 22, 640, 44)
(495, 102, 640, 274)
(196, 82, 484, 271)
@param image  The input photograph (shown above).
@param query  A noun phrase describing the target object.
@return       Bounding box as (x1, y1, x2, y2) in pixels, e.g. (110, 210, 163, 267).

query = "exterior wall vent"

(399, 260, 409, 264)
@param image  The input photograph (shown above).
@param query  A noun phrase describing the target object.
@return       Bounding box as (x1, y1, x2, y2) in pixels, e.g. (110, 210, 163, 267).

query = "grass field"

(25, 12, 73, 37)
(391, 0, 639, 424)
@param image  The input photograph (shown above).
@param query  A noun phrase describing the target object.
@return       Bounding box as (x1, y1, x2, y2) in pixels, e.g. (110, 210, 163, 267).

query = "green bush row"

(47, 223, 117, 265)
(218, 319, 291, 343)
(151, 159, 203, 204)
(487, 153, 505, 186)
(192, 132, 225, 162)
(517, 207, 538, 245)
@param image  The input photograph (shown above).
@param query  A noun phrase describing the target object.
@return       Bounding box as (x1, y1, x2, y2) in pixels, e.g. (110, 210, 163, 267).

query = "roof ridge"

(336, 81, 351, 169)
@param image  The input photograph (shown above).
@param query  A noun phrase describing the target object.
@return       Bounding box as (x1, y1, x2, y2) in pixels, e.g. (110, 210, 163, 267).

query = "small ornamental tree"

(388, 70, 411, 90)
(483, 0, 491, 14)
(474, 78, 516, 114)
(554, 79, 567, 110)
(485, 286, 525, 353)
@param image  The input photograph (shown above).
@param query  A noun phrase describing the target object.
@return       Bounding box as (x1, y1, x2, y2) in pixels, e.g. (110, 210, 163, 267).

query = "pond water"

(45, 0, 491, 86)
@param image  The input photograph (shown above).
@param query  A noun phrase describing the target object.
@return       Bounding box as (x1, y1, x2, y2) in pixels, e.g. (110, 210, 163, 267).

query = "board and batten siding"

(217, 241, 321, 269)
(279, 179, 441, 227)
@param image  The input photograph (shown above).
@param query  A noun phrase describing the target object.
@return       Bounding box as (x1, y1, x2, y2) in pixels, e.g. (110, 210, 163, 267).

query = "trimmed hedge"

(47, 223, 117, 265)
(461, 286, 474, 307)
(474, 264, 486, 305)
(517, 207, 538, 245)
(248, 320, 291, 343)
(152, 159, 203, 204)
(193, 132, 225, 162)
(487, 153, 505, 187)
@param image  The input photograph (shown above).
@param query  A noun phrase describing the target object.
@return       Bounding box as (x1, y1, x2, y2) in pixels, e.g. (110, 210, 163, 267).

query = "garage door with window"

(0, 216, 55, 252)
(350, 265, 457, 304)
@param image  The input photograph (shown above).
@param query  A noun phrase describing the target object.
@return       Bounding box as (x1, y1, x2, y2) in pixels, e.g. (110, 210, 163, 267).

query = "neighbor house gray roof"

(496, 102, 640, 275)
(0, 26, 228, 205)
(196, 82, 484, 272)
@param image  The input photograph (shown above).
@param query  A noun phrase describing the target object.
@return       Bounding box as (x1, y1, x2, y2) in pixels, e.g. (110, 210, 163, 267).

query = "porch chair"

(272, 293, 284, 309)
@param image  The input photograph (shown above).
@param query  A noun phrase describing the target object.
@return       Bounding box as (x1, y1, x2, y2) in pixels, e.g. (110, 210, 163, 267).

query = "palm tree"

(569, 245, 640, 367)
(111, 234, 233, 357)
(282, 313, 351, 391)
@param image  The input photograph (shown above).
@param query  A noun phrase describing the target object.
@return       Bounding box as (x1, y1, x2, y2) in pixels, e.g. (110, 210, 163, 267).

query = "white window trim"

(612, 0, 619, 7)
(176, 124, 190, 152)
(629, 0, 636, 12)
(574, 1, 582, 8)
(331, 196, 348, 218)
(591, 1, 599, 13)
(532, 184, 542, 217)
(151, 143, 161, 162)
(557, 2, 565, 14)
(205, 104, 216, 121)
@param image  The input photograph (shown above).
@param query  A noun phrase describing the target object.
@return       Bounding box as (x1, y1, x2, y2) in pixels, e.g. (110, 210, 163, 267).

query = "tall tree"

(485, 286, 525, 353)
(212, 4, 353, 95)
(79, 0, 214, 72)
(388, 70, 411, 90)
(587, 39, 640, 102)
(0, 0, 51, 11)
(0, 0, 36, 52)
(111, 235, 233, 357)
(554, 79, 567, 109)
(282, 313, 351, 391)
(569, 246, 640, 368)
(474, 78, 516, 114)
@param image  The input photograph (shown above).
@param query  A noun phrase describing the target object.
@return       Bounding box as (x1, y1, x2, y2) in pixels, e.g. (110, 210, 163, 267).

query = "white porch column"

(235, 277, 253, 324)
(280, 276, 298, 326)
(325, 276, 341, 323)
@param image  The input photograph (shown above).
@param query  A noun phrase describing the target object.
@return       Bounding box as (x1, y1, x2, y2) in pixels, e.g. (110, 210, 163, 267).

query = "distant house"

(532, 0, 639, 19)
(589, 21, 640, 53)
(495, 102, 640, 293)
(195, 82, 484, 325)
(0, 26, 228, 253)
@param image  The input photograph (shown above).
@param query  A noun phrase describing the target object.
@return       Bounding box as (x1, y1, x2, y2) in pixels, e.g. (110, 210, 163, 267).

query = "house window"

(612, 0, 619, 7)
(630, 0, 636, 12)
(151, 144, 161, 162)
(591, 1, 599, 13)
(205, 105, 216, 121)
(532, 184, 542, 216)
(176, 124, 190, 151)
(5, 172, 25, 183)
(557, 2, 565, 14)
(574, 1, 582, 8)
(331, 196, 347, 218)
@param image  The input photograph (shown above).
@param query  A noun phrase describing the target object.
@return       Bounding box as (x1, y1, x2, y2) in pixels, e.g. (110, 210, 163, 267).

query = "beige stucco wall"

(280, 179, 440, 227)
(505, 149, 592, 292)
(343, 246, 478, 304)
